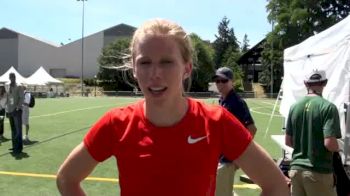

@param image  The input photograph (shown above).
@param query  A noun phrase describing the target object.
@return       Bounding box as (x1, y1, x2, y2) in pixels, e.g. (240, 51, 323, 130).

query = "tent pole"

(344, 81, 350, 165)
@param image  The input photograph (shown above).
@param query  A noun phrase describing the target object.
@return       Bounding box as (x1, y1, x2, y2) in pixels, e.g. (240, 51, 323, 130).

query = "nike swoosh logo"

(187, 135, 207, 144)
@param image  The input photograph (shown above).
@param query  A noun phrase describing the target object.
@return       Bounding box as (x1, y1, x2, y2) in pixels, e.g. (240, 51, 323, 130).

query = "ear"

(132, 62, 137, 79)
(183, 62, 192, 80)
(183, 72, 188, 79)
(133, 70, 137, 79)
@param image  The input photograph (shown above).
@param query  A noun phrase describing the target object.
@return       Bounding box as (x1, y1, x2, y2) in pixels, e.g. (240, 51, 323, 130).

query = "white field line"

(3, 101, 135, 122)
(260, 101, 277, 106)
(5, 99, 281, 119)
(31, 101, 137, 119)
(250, 107, 283, 117)
(29, 104, 115, 119)
(246, 100, 278, 106)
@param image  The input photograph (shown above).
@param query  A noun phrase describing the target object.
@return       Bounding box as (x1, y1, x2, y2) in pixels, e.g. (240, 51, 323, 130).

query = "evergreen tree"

(189, 33, 215, 92)
(241, 34, 250, 53)
(213, 16, 240, 68)
(222, 47, 244, 91)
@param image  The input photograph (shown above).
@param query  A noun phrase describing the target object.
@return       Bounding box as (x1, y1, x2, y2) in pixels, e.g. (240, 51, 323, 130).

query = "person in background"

(0, 85, 7, 141)
(213, 66, 257, 196)
(48, 87, 54, 98)
(22, 84, 31, 142)
(56, 18, 289, 196)
(6, 73, 24, 154)
(285, 69, 341, 196)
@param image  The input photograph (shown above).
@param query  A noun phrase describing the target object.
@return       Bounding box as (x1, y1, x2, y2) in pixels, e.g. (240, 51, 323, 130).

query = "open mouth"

(148, 87, 167, 94)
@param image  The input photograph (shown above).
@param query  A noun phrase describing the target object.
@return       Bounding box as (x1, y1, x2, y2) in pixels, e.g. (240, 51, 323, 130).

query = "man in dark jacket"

(6, 73, 24, 154)
(213, 67, 257, 196)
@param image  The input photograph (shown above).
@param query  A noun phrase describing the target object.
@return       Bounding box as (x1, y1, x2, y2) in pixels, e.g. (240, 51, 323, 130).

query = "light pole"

(77, 0, 87, 96)
(94, 75, 97, 97)
(270, 21, 274, 98)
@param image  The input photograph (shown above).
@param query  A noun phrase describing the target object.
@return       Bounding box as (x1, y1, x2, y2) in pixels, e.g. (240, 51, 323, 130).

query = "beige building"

(0, 24, 136, 78)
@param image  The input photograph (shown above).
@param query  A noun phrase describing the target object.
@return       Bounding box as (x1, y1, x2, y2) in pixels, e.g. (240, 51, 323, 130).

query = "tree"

(189, 33, 215, 92)
(212, 16, 243, 91)
(241, 34, 250, 53)
(213, 16, 240, 68)
(222, 46, 244, 91)
(98, 38, 134, 91)
(260, 0, 350, 93)
(98, 35, 216, 92)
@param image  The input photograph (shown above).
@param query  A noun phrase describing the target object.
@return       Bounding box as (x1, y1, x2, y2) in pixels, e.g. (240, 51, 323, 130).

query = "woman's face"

(133, 35, 191, 103)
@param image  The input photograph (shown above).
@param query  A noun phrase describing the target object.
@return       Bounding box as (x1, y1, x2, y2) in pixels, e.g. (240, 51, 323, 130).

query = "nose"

(150, 64, 162, 79)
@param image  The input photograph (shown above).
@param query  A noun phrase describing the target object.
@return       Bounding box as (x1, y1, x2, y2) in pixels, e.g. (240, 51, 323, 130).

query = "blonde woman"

(57, 19, 289, 196)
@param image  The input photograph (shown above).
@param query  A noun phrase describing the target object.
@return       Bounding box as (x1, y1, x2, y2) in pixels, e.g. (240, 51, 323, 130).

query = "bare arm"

(235, 141, 290, 196)
(23, 94, 29, 106)
(324, 136, 339, 152)
(246, 123, 257, 137)
(285, 134, 293, 148)
(57, 142, 98, 196)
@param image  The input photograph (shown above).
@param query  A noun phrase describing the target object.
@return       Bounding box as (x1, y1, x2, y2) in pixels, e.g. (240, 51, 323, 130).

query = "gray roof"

(103, 23, 136, 37)
(0, 27, 60, 47)
(0, 28, 18, 39)
(0, 23, 137, 47)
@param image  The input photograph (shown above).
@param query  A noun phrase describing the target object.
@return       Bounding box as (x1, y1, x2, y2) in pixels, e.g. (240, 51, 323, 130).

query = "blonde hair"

(130, 19, 193, 64)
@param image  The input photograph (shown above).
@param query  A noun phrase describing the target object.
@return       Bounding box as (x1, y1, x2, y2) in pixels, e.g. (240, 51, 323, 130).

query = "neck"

(221, 88, 233, 99)
(307, 89, 322, 96)
(144, 96, 188, 127)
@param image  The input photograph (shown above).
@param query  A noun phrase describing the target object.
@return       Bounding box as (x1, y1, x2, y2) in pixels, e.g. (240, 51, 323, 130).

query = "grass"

(0, 97, 284, 195)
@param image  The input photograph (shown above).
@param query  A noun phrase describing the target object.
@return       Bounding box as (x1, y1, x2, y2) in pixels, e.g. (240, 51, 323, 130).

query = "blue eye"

(140, 61, 151, 65)
(161, 60, 173, 65)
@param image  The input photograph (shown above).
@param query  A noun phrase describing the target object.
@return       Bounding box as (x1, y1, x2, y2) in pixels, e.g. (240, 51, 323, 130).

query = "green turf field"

(0, 97, 284, 195)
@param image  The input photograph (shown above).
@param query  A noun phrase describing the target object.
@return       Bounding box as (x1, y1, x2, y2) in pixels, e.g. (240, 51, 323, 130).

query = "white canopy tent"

(25, 66, 63, 85)
(280, 15, 350, 163)
(0, 66, 28, 85)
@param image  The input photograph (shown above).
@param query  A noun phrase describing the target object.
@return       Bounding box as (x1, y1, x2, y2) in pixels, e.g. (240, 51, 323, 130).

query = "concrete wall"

(58, 32, 104, 78)
(0, 25, 134, 78)
(82, 32, 104, 78)
(0, 38, 18, 74)
(17, 35, 58, 77)
(16, 33, 104, 78)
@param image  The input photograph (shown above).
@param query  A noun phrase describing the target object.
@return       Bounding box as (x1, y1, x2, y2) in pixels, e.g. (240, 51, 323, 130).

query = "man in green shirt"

(285, 70, 342, 196)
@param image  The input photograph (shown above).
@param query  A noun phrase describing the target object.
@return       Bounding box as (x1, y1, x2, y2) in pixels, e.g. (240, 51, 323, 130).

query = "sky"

(0, 0, 271, 47)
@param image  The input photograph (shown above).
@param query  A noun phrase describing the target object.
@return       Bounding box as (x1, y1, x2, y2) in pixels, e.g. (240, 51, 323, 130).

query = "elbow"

(261, 178, 290, 196)
(56, 168, 85, 196)
(285, 140, 292, 148)
(56, 171, 78, 195)
(56, 172, 67, 193)
(324, 138, 339, 152)
(260, 182, 290, 196)
(325, 143, 339, 152)
(285, 135, 293, 147)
